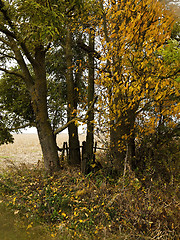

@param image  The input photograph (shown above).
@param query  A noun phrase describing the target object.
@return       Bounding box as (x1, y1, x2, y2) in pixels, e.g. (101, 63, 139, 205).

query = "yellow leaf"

(61, 212, 66, 217)
(26, 222, 33, 230)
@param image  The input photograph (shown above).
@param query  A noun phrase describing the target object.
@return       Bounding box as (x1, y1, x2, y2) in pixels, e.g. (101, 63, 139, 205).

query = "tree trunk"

(128, 130, 136, 170)
(110, 118, 126, 168)
(36, 117, 60, 172)
(66, 30, 80, 166)
(86, 29, 95, 163)
(30, 46, 61, 172)
(110, 110, 137, 172)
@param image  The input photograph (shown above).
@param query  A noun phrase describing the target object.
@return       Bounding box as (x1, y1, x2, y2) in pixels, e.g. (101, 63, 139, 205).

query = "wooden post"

(93, 141, 97, 163)
(64, 142, 69, 163)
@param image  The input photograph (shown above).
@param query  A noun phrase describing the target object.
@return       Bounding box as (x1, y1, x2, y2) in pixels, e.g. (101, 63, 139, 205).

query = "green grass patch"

(0, 156, 11, 159)
(0, 202, 60, 240)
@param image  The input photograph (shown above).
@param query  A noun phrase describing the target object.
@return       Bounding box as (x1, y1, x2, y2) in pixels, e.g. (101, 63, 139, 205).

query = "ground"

(0, 134, 179, 239)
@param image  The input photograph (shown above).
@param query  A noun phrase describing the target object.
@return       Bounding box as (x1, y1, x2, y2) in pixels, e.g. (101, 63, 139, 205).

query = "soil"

(0, 133, 86, 171)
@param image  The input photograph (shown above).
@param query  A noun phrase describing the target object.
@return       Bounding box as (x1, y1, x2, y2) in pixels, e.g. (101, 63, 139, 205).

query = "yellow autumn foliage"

(97, 0, 179, 146)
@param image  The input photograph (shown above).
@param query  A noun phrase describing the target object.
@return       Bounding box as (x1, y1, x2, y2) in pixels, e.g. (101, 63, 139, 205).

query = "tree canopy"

(0, 0, 179, 176)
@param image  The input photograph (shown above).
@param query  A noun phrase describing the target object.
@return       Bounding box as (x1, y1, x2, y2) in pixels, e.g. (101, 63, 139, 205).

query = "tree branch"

(0, 67, 25, 79)
(54, 118, 79, 135)
(7, 36, 34, 87)
(0, 0, 15, 30)
(54, 96, 98, 135)
(0, 25, 16, 39)
(20, 42, 36, 67)
(0, 36, 12, 47)
(0, 51, 17, 60)
(10, 123, 36, 131)
(0, 0, 36, 67)
(0, 27, 37, 68)
(77, 39, 101, 59)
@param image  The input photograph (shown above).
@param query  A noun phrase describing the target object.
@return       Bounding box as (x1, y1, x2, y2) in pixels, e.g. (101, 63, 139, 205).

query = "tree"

(65, 29, 81, 166)
(0, 66, 66, 139)
(98, 0, 179, 172)
(0, 69, 35, 130)
(0, 114, 14, 145)
(58, 0, 100, 168)
(0, 0, 83, 172)
(86, 28, 95, 166)
(46, 30, 87, 167)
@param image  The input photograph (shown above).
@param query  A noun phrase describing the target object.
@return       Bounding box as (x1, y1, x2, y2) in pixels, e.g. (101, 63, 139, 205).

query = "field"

(0, 133, 86, 171)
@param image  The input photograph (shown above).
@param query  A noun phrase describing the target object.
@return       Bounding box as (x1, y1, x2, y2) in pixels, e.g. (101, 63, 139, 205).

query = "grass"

(0, 203, 55, 240)
(0, 161, 179, 240)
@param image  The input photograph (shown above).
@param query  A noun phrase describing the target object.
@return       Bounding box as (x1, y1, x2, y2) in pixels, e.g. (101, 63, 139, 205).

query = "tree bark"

(110, 109, 137, 172)
(86, 29, 95, 163)
(66, 29, 80, 166)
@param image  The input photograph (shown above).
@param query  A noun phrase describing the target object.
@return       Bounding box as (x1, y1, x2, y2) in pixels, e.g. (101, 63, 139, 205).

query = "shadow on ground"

(0, 203, 53, 240)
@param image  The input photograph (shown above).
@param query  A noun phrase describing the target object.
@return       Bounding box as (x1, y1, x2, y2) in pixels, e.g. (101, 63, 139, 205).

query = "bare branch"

(54, 118, 79, 135)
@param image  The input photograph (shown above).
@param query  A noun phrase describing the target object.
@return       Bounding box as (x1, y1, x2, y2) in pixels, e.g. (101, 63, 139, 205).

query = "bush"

(135, 126, 180, 184)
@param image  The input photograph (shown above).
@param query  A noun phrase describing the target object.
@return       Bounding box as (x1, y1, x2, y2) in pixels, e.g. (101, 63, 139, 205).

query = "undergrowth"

(0, 161, 179, 240)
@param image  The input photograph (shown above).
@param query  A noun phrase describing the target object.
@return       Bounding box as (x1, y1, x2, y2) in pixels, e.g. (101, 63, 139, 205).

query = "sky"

(21, 124, 86, 134)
